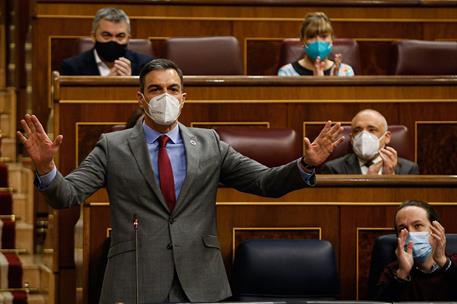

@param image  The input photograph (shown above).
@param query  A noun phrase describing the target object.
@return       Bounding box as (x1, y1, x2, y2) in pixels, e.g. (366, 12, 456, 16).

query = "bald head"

(352, 109, 388, 133)
(351, 109, 391, 148)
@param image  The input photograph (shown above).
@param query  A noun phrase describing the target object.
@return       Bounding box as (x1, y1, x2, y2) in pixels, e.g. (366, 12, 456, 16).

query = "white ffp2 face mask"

(352, 131, 385, 160)
(142, 93, 182, 126)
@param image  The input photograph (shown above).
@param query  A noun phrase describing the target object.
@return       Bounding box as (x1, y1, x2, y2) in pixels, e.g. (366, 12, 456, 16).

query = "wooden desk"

(49, 74, 457, 304)
(83, 176, 457, 303)
(32, 0, 457, 124)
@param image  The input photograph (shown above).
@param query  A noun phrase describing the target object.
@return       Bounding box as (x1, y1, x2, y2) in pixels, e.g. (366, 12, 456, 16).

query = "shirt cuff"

(296, 159, 316, 186)
(36, 167, 57, 191)
(443, 258, 452, 272)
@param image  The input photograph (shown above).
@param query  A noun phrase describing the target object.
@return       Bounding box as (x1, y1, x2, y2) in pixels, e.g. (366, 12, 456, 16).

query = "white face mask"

(352, 131, 385, 160)
(142, 93, 182, 126)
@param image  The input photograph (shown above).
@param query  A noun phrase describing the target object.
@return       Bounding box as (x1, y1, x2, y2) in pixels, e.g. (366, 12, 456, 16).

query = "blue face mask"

(406, 231, 432, 263)
(304, 41, 333, 62)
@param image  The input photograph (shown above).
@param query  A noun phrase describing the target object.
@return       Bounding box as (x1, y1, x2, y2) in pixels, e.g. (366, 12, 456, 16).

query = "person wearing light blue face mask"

(375, 200, 457, 301)
(278, 12, 355, 77)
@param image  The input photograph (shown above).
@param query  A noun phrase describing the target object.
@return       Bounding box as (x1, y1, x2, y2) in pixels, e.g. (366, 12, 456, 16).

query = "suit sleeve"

(409, 163, 420, 174)
(40, 135, 108, 209)
(60, 58, 77, 76)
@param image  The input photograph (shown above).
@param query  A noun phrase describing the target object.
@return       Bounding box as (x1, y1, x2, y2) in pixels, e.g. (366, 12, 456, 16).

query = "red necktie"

(158, 135, 176, 211)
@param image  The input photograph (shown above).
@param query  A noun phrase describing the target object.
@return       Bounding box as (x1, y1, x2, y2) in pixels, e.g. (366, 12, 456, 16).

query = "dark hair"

(139, 58, 184, 92)
(394, 200, 440, 232)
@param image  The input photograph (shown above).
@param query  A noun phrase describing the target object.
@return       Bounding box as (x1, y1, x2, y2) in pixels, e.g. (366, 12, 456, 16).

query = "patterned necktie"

(158, 135, 176, 211)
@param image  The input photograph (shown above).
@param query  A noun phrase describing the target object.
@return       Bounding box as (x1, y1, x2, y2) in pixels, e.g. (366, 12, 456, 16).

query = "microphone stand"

(133, 214, 139, 304)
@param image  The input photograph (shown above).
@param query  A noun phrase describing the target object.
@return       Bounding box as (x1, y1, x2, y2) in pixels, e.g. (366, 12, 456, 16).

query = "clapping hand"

(430, 221, 447, 267)
(109, 57, 132, 76)
(313, 56, 326, 76)
(396, 228, 414, 279)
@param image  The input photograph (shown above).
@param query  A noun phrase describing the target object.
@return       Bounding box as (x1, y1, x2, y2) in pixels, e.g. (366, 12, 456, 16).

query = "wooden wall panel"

(416, 122, 457, 175)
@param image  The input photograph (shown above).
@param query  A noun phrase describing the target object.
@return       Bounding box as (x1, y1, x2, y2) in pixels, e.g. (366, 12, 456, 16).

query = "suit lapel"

(86, 50, 102, 75)
(174, 123, 200, 215)
(345, 154, 362, 174)
(127, 123, 169, 211)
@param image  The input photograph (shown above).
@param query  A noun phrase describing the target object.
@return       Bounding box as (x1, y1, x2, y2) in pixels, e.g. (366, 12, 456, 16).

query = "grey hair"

(92, 8, 131, 34)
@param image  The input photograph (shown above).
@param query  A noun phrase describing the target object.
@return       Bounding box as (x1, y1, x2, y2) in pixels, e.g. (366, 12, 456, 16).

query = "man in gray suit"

(320, 109, 419, 175)
(18, 59, 343, 304)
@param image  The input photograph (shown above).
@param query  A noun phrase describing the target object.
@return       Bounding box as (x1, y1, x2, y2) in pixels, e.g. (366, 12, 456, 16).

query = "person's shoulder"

(125, 49, 155, 75)
(397, 157, 419, 170)
(60, 49, 97, 75)
(62, 49, 94, 65)
(278, 63, 296, 76)
(320, 154, 355, 174)
(338, 63, 355, 76)
(103, 125, 136, 140)
(325, 153, 354, 166)
(182, 125, 216, 138)
(125, 49, 154, 63)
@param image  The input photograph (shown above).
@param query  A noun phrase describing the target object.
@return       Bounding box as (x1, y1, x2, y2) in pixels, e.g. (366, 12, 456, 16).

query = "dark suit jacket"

(60, 48, 154, 76)
(39, 122, 313, 303)
(320, 153, 420, 174)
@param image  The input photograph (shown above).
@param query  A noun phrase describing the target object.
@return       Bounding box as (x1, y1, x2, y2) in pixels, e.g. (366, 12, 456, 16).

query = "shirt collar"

(142, 121, 180, 144)
(93, 49, 110, 76)
(357, 155, 382, 167)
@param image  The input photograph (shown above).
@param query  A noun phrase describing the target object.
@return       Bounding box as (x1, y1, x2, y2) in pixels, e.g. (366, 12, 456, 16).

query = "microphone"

(133, 214, 139, 304)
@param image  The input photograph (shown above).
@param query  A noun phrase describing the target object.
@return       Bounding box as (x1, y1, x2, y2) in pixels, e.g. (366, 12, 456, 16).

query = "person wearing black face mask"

(60, 7, 154, 76)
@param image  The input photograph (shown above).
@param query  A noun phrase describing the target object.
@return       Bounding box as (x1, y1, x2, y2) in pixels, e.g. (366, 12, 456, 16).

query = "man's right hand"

(17, 114, 63, 175)
(395, 228, 414, 279)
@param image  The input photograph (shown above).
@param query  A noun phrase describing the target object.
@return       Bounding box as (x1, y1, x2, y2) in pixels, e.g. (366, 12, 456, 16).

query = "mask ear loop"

(378, 132, 387, 149)
(139, 93, 154, 120)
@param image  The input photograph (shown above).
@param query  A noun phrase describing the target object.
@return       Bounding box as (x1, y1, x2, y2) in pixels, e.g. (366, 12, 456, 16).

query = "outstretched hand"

(17, 114, 63, 175)
(302, 121, 344, 166)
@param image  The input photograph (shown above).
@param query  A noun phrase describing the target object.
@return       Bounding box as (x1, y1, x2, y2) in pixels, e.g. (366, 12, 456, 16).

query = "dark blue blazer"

(60, 49, 154, 76)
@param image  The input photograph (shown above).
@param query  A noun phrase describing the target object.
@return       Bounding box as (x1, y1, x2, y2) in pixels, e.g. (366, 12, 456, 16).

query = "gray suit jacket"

(320, 153, 420, 174)
(41, 122, 312, 304)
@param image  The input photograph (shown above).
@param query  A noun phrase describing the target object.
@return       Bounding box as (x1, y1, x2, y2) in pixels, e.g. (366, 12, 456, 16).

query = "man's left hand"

(430, 220, 447, 267)
(302, 121, 343, 166)
(380, 146, 398, 175)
